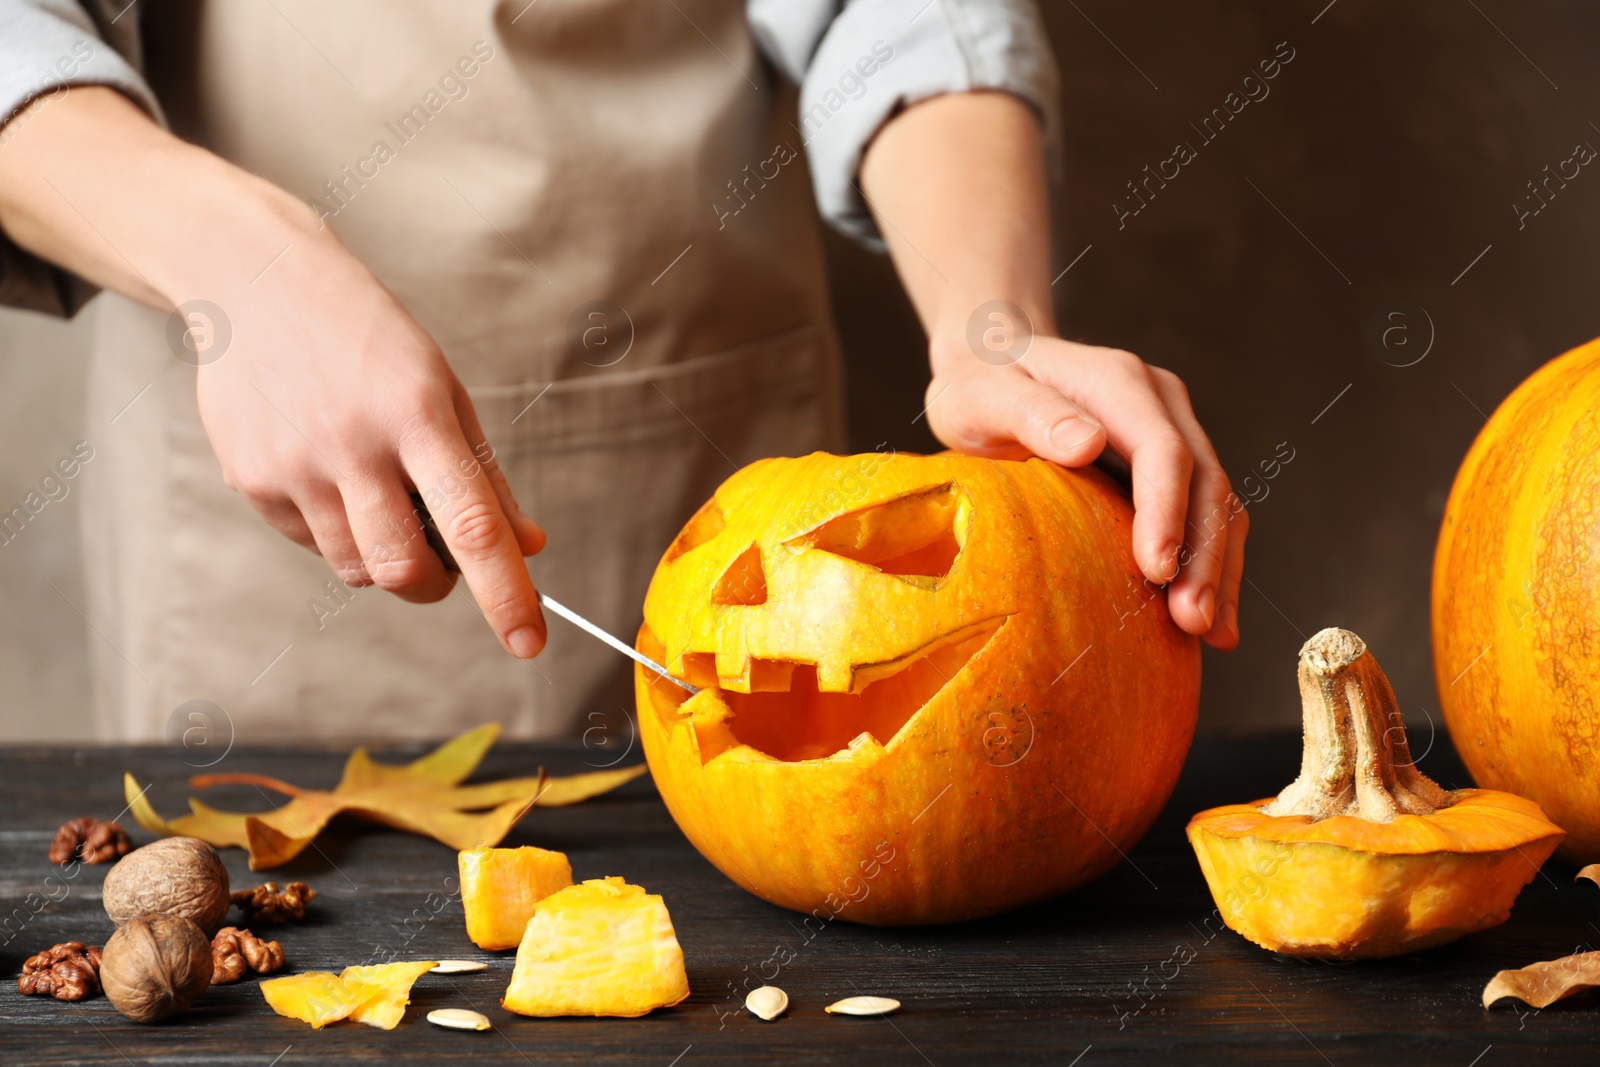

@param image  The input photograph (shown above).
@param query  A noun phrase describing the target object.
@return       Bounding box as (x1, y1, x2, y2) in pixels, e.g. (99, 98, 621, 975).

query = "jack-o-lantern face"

(637, 452, 1199, 925)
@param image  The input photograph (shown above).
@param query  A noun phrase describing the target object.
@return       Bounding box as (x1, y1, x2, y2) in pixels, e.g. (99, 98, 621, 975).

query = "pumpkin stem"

(1261, 627, 1453, 823)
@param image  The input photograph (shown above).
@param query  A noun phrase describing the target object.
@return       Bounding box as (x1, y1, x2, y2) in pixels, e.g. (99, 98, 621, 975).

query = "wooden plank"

(1, 736, 1596, 1064)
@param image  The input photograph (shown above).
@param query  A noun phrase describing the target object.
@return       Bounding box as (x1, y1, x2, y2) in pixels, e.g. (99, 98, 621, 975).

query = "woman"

(0, 0, 1245, 740)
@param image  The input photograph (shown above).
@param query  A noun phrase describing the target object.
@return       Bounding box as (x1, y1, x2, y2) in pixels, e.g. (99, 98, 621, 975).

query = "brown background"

(829, 0, 1600, 736)
(0, 2, 1596, 740)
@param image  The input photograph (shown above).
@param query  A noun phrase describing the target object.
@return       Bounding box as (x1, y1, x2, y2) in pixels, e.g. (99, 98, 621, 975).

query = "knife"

(537, 592, 698, 695)
(411, 493, 698, 695)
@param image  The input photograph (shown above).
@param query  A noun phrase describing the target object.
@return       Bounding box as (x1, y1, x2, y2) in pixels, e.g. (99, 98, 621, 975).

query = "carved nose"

(711, 544, 767, 605)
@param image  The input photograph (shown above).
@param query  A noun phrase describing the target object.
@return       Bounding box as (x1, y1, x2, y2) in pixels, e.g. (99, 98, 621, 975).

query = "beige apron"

(80, 0, 845, 742)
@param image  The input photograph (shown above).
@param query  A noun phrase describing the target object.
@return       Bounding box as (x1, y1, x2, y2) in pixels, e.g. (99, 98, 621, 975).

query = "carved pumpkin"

(1433, 336, 1600, 863)
(635, 451, 1200, 925)
(1188, 628, 1563, 959)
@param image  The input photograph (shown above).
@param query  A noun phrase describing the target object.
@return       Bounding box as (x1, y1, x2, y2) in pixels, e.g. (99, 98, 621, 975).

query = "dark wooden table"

(4, 732, 1598, 1065)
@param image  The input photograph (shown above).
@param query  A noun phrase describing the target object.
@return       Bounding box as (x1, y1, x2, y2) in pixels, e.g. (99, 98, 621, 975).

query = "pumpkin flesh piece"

(459, 846, 574, 951)
(501, 877, 689, 1017)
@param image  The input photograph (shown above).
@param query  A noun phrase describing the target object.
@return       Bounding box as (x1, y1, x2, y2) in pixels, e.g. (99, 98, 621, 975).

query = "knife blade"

(409, 492, 698, 695)
(537, 592, 699, 696)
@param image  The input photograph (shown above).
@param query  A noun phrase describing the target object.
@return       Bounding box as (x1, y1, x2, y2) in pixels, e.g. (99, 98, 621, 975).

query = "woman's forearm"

(0, 85, 322, 311)
(859, 90, 1056, 361)
(0, 84, 552, 660)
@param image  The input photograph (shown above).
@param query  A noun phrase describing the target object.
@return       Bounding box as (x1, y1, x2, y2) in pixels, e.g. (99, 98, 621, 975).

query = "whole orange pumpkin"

(634, 451, 1200, 925)
(1434, 335, 1600, 863)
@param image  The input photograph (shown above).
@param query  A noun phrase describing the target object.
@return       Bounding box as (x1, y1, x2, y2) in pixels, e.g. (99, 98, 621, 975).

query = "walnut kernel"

(18, 942, 103, 1001)
(210, 926, 284, 984)
(48, 817, 132, 866)
(231, 881, 317, 924)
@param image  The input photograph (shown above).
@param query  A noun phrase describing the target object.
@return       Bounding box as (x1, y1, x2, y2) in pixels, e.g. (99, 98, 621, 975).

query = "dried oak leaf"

(1483, 951, 1600, 1009)
(125, 723, 646, 870)
(211, 927, 284, 984)
(48, 817, 131, 865)
(19, 942, 103, 1001)
(1481, 866, 1600, 1010)
(233, 881, 317, 924)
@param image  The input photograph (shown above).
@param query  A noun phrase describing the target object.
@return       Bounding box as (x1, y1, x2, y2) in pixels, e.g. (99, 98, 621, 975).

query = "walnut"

(100, 915, 213, 1023)
(231, 880, 317, 924)
(103, 837, 231, 934)
(17, 942, 103, 1001)
(210, 926, 284, 984)
(48, 817, 132, 865)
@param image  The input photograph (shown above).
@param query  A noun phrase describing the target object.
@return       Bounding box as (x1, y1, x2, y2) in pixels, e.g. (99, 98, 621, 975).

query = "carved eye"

(787, 483, 962, 581)
(711, 544, 767, 605)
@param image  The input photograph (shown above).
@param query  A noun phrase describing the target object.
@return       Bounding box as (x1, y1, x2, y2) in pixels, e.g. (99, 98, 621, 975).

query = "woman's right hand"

(0, 87, 548, 657)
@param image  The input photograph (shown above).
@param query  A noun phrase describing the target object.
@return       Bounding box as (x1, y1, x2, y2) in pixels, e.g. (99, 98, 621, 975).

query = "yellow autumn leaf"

(127, 723, 646, 870)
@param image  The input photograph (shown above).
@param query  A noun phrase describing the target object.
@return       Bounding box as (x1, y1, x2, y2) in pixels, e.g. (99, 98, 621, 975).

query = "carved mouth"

(641, 617, 1006, 763)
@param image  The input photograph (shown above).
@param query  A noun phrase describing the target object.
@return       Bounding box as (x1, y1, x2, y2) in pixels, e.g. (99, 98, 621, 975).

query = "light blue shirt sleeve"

(0, 0, 162, 315)
(748, 0, 1061, 250)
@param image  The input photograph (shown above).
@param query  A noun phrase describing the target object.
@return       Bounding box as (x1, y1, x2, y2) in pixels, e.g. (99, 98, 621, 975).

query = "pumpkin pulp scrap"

(1188, 627, 1564, 959)
(261, 960, 435, 1030)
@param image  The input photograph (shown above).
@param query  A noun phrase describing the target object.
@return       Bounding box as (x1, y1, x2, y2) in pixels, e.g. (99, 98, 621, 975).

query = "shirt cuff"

(788, 0, 1061, 251)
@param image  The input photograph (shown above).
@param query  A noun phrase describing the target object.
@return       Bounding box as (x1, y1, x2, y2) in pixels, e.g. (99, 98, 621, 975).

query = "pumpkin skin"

(635, 451, 1200, 925)
(1433, 336, 1600, 863)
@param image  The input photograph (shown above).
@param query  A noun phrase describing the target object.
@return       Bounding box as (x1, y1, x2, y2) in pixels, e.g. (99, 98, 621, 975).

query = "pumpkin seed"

(426, 1008, 492, 1031)
(825, 995, 901, 1016)
(429, 960, 489, 974)
(745, 985, 788, 1021)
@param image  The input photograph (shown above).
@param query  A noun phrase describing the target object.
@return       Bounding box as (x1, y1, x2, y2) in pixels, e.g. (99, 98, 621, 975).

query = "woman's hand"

(193, 228, 549, 658)
(861, 90, 1246, 649)
(925, 330, 1246, 649)
(0, 87, 548, 657)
